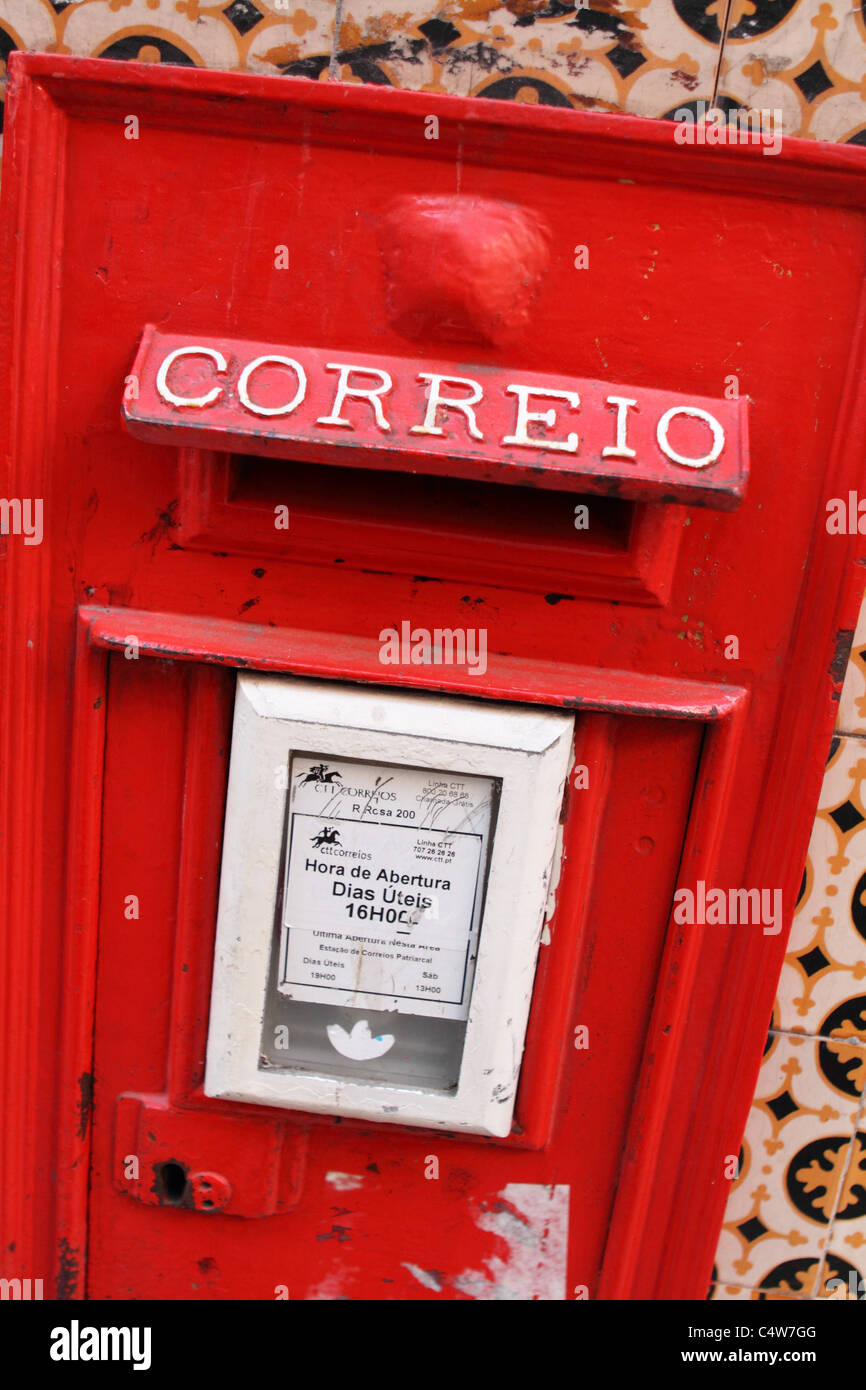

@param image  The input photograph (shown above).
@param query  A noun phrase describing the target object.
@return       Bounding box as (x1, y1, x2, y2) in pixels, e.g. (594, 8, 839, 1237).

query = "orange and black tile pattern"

(1, 1, 866, 144)
(711, 604, 866, 1301)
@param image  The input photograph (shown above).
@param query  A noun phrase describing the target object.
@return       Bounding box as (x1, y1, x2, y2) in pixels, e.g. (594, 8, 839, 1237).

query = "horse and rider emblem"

(298, 765, 344, 848)
(310, 825, 341, 849)
(298, 763, 342, 785)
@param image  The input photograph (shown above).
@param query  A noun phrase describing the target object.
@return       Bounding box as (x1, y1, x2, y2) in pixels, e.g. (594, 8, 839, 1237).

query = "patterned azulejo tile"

(715, 1032, 864, 1297)
(0, 1, 338, 128)
(4, 0, 866, 145)
(56, 1, 335, 76)
(819, 1123, 866, 1298)
(330, 2, 723, 115)
(776, 736, 866, 1041)
(718, 0, 866, 141)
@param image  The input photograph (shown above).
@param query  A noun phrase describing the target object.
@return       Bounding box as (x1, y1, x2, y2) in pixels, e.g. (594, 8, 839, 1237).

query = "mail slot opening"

(229, 451, 635, 562)
(178, 447, 680, 601)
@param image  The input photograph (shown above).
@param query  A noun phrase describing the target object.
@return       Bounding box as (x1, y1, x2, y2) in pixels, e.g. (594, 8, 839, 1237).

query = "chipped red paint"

(0, 54, 865, 1302)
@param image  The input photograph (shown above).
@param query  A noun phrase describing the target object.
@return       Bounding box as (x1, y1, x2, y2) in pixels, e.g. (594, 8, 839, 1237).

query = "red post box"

(1, 53, 865, 1301)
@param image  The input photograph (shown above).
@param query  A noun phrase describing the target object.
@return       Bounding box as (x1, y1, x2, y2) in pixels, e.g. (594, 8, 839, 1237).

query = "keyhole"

(155, 1160, 188, 1206)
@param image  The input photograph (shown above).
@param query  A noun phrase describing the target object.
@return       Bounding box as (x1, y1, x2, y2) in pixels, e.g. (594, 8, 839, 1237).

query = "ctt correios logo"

(297, 762, 342, 785)
(311, 826, 341, 849)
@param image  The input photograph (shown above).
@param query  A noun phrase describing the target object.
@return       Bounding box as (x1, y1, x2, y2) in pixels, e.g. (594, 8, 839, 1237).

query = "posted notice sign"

(278, 755, 497, 1020)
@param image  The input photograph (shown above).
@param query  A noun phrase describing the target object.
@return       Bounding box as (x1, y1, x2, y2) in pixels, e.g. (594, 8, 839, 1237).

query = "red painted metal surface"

(0, 53, 865, 1301)
(113, 1093, 302, 1218)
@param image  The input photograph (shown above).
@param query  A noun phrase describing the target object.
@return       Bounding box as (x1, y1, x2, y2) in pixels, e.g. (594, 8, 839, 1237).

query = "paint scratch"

(453, 1183, 570, 1301)
(402, 1263, 444, 1291)
(325, 1171, 364, 1191)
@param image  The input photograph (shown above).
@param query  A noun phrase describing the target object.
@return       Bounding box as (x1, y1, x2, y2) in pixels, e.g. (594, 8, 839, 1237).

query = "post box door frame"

(0, 54, 865, 1301)
(51, 604, 754, 1300)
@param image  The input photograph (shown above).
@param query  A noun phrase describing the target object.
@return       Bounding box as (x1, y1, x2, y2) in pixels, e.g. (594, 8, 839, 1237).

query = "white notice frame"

(204, 675, 573, 1137)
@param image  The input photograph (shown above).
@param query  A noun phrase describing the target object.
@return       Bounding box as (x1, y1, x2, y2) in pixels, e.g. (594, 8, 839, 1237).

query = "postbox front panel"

(1, 56, 865, 1301)
(85, 654, 702, 1298)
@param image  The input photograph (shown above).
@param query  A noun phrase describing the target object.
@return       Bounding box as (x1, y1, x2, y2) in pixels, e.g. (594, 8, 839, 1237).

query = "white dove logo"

(327, 1019, 395, 1060)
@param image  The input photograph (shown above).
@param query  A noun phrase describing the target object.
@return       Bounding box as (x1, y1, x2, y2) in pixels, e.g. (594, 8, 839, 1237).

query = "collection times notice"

(279, 755, 497, 1020)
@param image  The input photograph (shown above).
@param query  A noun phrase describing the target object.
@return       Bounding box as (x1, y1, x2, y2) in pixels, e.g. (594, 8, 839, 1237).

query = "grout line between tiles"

(829, 725, 866, 742)
(769, 1027, 866, 1048)
(709, 0, 734, 117)
(712, 1277, 809, 1299)
(329, 0, 344, 81)
(811, 1081, 866, 1298)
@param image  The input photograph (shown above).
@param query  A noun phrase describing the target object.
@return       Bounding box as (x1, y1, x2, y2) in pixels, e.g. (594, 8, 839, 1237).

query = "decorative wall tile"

(715, 1033, 863, 1296)
(718, 0, 866, 143)
(776, 735, 866, 1040)
(718, 1, 844, 135)
(0, 0, 337, 129)
(331, 2, 719, 115)
(4, 0, 866, 142)
(58, 1, 335, 75)
(709, 1280, 806, 1300)
(714, 589, 866, 1300)
(817, 1125, 866, 1298)
(60, 2, 241, 70)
